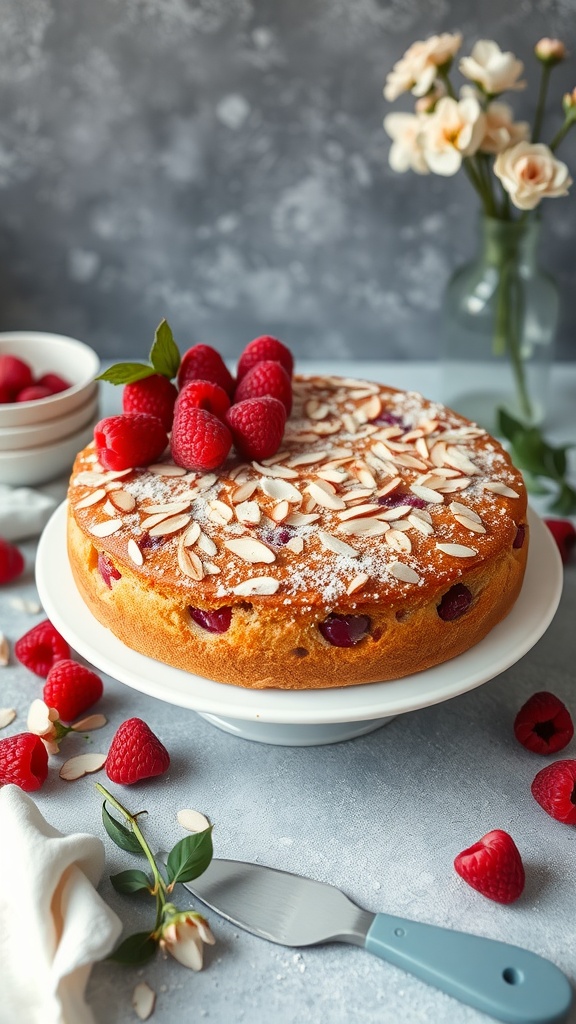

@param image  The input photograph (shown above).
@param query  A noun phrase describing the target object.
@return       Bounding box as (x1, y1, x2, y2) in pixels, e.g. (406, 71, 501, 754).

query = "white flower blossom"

(384, 33, 462, 101)
(383, 112, 429, 174)
(27, 699, 61, 754)
(160, 911, 215, 971)
(494, 141, 572, 210)
(420, 95, 486, 175)
(459, 40, 526, 95)
(479, 101, 530, 154)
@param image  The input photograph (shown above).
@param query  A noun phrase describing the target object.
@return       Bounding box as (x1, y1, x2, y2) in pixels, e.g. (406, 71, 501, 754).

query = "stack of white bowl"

(0, 332, 100, 486)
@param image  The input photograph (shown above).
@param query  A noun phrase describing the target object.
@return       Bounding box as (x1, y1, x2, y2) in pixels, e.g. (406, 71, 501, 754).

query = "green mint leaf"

(102, 803, 143, 854)
(166, 828, 213, 885)
(149, 319, 181, 379)
(549, 481, 576, 516)
(110, 869, 153, 895)
(510, 429, 548, 478)
(96, 363, 156, 385)
(497, 408, 524, 443)
(108, 931, 157, 965)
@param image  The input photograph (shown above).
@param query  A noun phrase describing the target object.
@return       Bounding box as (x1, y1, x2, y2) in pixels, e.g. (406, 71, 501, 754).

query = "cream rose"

(420, 95, 486, 175)
(459, 40, 526, 95)
(494, 141, 572, 210)
(383, 112, 429, 174)
(384, 32, 462, 101)
(535, 38, 567, 63)
(160, 911, 215, 970)
(479, 101, 530, 154)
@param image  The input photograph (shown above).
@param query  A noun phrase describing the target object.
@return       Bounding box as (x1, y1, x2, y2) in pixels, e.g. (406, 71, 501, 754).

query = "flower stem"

(550, 116, 575, 152)
(532, 63, 551, 143)
(493, 257, 533, 421)
(95, 782, 167, 900)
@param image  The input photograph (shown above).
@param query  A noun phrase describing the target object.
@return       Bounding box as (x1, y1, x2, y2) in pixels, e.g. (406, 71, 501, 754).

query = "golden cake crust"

(66, 374, 528, 689)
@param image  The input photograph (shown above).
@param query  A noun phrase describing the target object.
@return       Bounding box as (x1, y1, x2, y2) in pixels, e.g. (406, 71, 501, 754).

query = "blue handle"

(365, 913, 572, 1024)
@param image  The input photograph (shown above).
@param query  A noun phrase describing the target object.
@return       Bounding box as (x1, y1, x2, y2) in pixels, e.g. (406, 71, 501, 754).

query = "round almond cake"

(67, 374, 528, 689)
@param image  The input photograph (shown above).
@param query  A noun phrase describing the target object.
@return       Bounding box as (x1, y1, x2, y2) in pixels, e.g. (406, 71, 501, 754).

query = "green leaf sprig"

(498, 408, 576, 515)
(96, 319, 181, 386)
(96, 782, 214, 966)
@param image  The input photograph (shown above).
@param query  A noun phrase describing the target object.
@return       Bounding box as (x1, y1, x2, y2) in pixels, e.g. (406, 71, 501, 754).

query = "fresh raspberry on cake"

(514, 691, 574, 755)
(237, 335, 294, 381)
(177, 344, 235, 397)
(234, 360, 292, 415)
(0, 732, 49, 791)
(531, 760, 576, 825)
(37, 372, 71, 394)
(105, 717, 170, 784)
(0, 354, 33, 397)
(226, 396, 286, 461)
(94, 413, 168, 471)
(176, 380, 231, 421)
(15, 619, 70, 677)
(0, 537, 25, 585)
(16, 385, 52, 402)
(0, 385, 13, 403)
(171, 404, 232, 471)
(43, 659, 104, 723)
(454, 829, 525, 904)
(544, 519, 576, 564)
(122, 374, 178, 431)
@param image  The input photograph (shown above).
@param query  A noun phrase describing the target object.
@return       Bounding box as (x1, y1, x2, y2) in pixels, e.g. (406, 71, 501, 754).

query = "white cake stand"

(36, 503, 562, 746)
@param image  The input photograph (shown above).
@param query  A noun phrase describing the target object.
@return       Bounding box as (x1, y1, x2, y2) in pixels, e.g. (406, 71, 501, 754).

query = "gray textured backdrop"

(0, 0, 575, 362)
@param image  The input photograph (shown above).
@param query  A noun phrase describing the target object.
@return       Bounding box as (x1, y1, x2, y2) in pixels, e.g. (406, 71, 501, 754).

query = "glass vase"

(440, 216, 558, 433)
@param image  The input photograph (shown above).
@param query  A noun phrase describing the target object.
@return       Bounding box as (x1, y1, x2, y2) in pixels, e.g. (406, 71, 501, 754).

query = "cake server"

(163, 855, 573, 1024)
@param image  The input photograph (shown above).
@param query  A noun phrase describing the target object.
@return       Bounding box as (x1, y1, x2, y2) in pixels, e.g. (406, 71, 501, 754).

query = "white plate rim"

(36, 504, 562, 725)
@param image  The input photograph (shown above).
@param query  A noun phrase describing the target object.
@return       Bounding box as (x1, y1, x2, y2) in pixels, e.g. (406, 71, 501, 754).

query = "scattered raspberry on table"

(43, 659, 104, 723)
(514, 691, 574, 755)
(0, 733, 49, 791)
(454, 829, 525, 904)
(0, 538, 25, 586)
(15, 619, 70, 677)
(105, 718, 170, 784)
(531, 760, 576, 825)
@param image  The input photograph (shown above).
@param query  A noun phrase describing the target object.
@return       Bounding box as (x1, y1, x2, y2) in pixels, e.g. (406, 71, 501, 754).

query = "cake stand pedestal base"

(196, 713, 397, 746)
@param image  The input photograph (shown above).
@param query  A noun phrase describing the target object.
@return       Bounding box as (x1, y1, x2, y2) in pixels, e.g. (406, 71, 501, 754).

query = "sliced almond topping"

(74, 470, 109, 487)
(449, 501, 482, 523)
(358, 395, 382, 421)
(436, 542, 478, 558)
(372, 427, 404, 441)
(376, 505, 413, 521)
(177, 808, 211, 832)
(105, 468, 134, 480)
(393, 453, 429, 471)
(148, 513, 191, 537)
(484, 481, 520, 498)
(410, 507, 433, 524)
(59, 752, 107, 781)
(419, 418, 440, 435)
(377, 476, 402, 498)
(407, 513, 434, 536)
(313, 478, 336, 495)
(305, 399, 330, 420)
(389, 561, 421, 584)
(271, 500, 290, 523)
(231, 480, 258, 503)
(430, 441, 447, 467)
(203, 561, 221, 575)
(102, 499, 118, 517)
(342, 488, 375, 503)
(431, 467, 461, 478)
(0, 632, 9, 667)
(261, 477, 302, 502)
(196, 473, 218, 490)
(401, 428, 425, 443)
(141, 500, 190, 516)
(261, 450, 291, 466)
(0, 708, 16, 729)
(177, 545, 204, 580)
(286, 450, 328, 467)
(235, 500, 261, 525)
(285, 536, 304, 554)
(301, 494, 318, 513)
(342, 412, 359, 434)
(208, 499, 234, 525)
(410, 484, 444, 504)
(233, 576, 280, 596)
(416, 474, 447, 490)
(454, 515, 487, 534)
(197, 532, 217, 556)
(90, 519, 123, 537)
(385, 530, 412, 553)
(148, 463, 187, 477)
(225, 537, 276, 564)
(318, 530, 359, 557)
(339, 518, 390, 536)
(109, 489, 136, 512)
(346, 572, 370, 595)
(127, 539, 144, 566)
(338, 503, 381, 521)
(436, 477, 471, 493)
(132, 981, 156, 1022)
(443, 446, 480, 476)
(415, 436, 430, 461)
(388, 519, 412, 532)
(182, 521, 201, 547)
(310, 418, 342, 436)
(75, 488, 107, 510)
(306, 481, 346, 511)
(71, 713, 107, 731)
(356, 467, 377, 489)
(252, 462, 299, 479)
(287, 431, 322, 444)
(316, 467, 348, 484)
(285, 512, 321, 526)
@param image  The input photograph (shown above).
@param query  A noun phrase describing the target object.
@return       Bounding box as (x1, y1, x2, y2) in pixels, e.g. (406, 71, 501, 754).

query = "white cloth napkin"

(0, 786, 122, 1024)
(0, 484, 58, 541)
